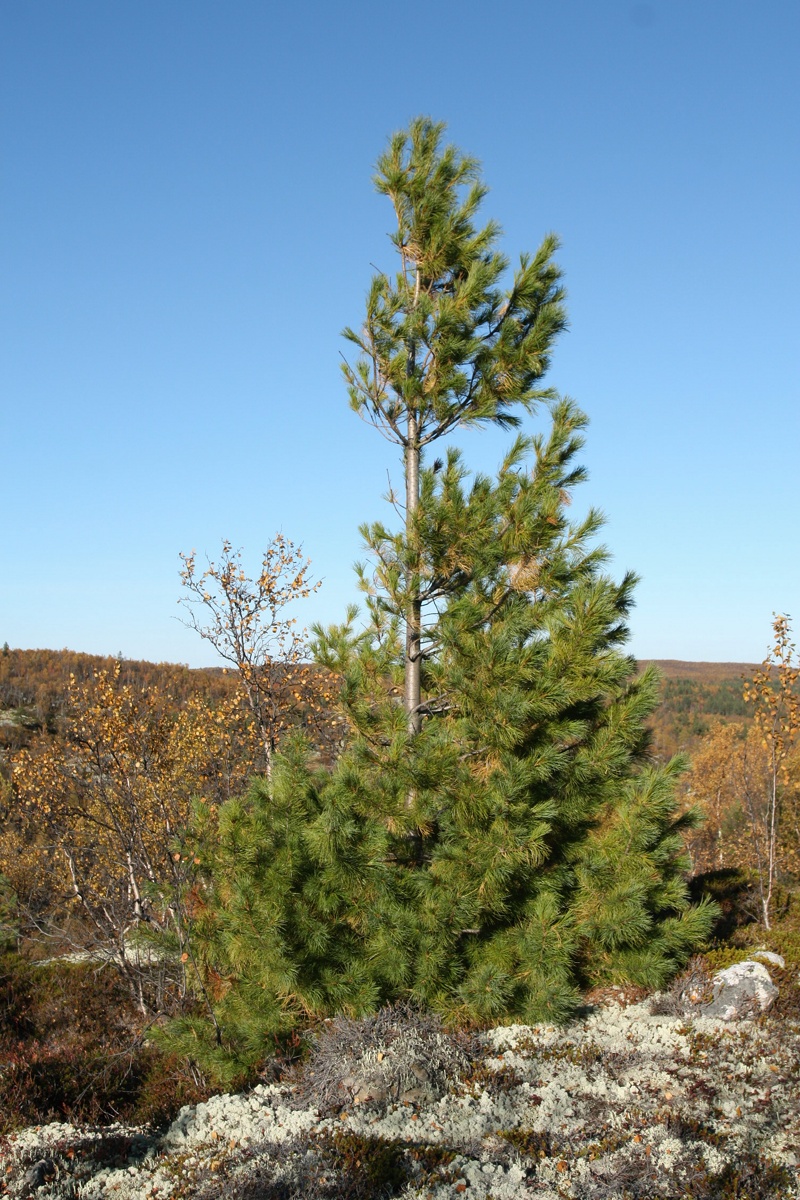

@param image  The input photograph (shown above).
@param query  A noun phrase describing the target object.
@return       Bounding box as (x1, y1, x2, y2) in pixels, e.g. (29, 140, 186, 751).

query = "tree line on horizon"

(0, 643, 761, 756)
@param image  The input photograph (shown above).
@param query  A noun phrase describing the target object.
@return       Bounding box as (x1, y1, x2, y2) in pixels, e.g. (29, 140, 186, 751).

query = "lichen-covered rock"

(753, 949, 786, 969)
(702, 959, 779, 1020)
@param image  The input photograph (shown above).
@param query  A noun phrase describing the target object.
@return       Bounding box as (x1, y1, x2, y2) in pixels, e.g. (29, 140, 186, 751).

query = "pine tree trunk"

(404, 263, 422, 742)
(405, 413, 422, 737)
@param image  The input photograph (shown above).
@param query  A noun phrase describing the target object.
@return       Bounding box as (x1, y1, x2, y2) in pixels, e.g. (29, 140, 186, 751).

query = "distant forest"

(0, 647, 236, 750)
(0, 646, 756, 763)
(640, 660, 756, 758)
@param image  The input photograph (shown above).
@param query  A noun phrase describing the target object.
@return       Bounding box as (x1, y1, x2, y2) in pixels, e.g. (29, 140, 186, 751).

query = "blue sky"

(2, 0, 798, 667)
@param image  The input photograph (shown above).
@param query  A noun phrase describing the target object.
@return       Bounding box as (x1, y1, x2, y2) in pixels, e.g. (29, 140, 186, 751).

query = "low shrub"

(0, 953, 211, 1132)
(294, 1003, 472, 1115)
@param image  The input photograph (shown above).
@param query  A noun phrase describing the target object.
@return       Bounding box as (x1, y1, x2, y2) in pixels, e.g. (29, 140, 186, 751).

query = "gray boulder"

(752, 949, 786, 969)
(702, 959, 779, 1020)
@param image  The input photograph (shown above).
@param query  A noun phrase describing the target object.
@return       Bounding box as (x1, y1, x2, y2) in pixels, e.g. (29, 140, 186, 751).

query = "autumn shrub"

(0, 948, 35, 1042)
(691, 868, 800, 949)
(684, 617, 800, 930)
(0, 1042, 142, 1131)
(2, 663, 264, 1014)
(0, 957, 212, 1133)
(0, 1040, 213, 1133)
(178, 537, 343, 779)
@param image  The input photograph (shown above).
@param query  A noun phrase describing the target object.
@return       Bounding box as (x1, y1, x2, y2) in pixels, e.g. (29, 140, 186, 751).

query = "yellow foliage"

(178, 537, 344, 774)
(2, 665, 258, 954)
(684, 615, 800, 927)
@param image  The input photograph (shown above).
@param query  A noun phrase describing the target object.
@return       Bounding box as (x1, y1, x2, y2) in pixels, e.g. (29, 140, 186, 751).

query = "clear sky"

(2, 1, 798, 668)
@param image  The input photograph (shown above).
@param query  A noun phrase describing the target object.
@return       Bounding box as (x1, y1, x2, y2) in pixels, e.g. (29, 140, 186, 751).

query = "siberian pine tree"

(159, 739, 400, 1085)
(341, 117, 566, 738)
(163, 119, 715, 1079)
(316, 401, 713, 1025)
